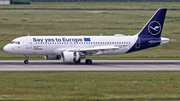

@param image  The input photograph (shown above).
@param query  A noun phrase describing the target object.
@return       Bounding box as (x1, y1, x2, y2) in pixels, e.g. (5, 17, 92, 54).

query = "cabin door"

(26, 38, 32, 49)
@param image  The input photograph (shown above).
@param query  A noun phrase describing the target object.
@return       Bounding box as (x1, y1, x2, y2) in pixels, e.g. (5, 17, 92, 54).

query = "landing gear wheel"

(24, 55, 29, 64)
(24, 60, 29, 64)
(85, 59, 92, 65)
(75, 59, 81, 63)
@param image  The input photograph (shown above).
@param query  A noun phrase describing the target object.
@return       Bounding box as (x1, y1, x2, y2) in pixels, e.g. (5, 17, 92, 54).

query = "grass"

(0, 10, 180, 60)
(1, 2, 180, 10)
(0, 71, 180, 100)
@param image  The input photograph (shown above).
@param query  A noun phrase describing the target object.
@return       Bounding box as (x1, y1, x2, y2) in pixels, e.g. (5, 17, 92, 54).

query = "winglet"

(138, 8, 167, 38)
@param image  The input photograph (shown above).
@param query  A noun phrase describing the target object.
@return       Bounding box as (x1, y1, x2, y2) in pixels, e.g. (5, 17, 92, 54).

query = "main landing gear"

(24, 55, 29, 64)
(85, 59, 92, 65)
(85, 55, 92, 65)
(74, 59, 92, 64)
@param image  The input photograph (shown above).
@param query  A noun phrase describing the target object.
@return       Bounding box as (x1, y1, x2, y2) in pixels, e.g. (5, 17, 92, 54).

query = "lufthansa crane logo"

(148, 21, 161, 35)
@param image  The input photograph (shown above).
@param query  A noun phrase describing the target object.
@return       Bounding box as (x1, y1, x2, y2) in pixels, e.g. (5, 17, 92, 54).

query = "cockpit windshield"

(10, 41, 20, 44)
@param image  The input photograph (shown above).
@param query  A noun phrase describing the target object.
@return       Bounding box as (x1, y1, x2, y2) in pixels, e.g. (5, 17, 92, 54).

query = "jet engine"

(44, 55, 60, 60)
(61, 52, 80, 62)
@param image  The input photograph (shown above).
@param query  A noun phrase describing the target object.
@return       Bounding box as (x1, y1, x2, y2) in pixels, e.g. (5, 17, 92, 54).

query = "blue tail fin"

(138, 8, 167, 38)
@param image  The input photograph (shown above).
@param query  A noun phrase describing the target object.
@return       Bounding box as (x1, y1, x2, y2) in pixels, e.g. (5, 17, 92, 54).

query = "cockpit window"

(10, 41, 20, 44)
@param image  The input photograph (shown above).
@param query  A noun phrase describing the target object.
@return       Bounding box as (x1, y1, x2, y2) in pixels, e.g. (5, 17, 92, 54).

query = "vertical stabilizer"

(138, 8, 167, 37)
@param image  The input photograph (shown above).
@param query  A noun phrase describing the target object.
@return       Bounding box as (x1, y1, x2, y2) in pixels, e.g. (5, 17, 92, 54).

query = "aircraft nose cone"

(3, 44, 19, 54)
(3, 45, 9, 53)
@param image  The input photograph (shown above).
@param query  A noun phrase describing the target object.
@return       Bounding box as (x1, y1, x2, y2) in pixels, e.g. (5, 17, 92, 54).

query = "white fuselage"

(4, 35, 139, 56)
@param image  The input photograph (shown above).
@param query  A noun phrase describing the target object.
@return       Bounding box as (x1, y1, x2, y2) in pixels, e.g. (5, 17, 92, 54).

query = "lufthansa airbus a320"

(3, 8, 170, 65)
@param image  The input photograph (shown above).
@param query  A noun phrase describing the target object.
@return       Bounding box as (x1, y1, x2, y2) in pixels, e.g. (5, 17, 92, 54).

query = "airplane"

(3, 8, 170, 65)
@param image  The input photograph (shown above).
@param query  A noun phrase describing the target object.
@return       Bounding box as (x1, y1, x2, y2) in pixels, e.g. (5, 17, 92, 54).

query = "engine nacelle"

(61, 52, 80, 62)
(44, 55, 60, 60)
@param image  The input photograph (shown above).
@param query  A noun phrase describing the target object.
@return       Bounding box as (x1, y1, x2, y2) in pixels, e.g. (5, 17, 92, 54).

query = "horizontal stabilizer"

(148, 39, 175, 43)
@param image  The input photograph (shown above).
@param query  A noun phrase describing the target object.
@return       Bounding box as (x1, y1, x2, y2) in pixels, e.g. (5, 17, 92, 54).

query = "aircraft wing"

(66, 45, 119, 55)
(78, 45, 119, 52)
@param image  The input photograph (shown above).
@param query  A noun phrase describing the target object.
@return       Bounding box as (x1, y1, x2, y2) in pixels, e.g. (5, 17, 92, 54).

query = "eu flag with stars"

(84, 38, 91, 41)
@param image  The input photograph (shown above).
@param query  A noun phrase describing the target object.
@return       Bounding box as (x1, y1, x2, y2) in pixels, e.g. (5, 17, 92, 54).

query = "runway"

(0, 60, 180, 71)
(0, 10, 179, 12)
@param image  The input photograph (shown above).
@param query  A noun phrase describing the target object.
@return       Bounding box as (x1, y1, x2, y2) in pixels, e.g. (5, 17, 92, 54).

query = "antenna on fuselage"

(28, 34, 30, 36)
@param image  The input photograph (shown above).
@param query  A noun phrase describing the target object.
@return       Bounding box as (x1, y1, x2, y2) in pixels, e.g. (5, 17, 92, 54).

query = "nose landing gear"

(24, 55, 29, 64)
(24, 60, 29, 64)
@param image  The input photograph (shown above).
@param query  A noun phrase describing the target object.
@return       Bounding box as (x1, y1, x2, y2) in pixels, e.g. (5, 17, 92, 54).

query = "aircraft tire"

(24, 60, 29, 64)
(85, 59, 92, 65)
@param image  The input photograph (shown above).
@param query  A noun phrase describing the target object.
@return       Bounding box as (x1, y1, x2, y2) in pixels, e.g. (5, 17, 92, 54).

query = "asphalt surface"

(0, 60, 180, 71)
